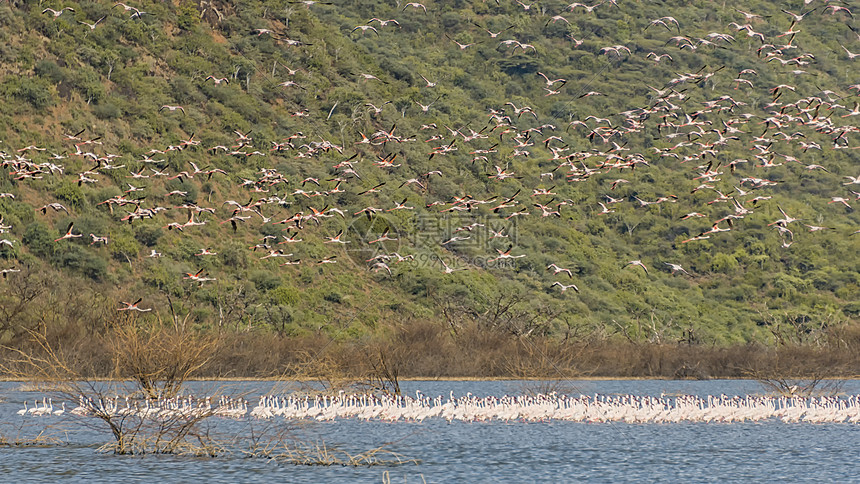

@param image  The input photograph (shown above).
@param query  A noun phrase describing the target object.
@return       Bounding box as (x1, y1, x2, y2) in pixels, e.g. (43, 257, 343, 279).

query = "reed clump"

(246, 439, 419, 467)
(0, 429, 66, 448)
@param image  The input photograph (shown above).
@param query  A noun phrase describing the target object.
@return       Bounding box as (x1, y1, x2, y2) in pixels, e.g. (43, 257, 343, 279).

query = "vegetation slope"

(0, 0, 858, 376)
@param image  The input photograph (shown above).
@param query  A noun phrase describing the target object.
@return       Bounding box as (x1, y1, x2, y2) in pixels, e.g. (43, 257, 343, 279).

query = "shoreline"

(2, 376, 858, 382)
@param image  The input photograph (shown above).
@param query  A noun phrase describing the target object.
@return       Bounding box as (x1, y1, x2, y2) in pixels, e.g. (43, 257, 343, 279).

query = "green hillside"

(0, 0, 858, 371)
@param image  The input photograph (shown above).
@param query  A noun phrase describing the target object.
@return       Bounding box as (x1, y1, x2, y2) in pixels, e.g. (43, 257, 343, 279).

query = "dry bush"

(503, 338, 581, 380)
(743, 344, 853, 396)
(825, 323, 860, 350)
(515, 379, 582, 397)
(448, 320, 521, 377)
(4, 289, 858, 384)
(93, 407, 225, 456)
(377, 320, 454, 378)
(751, 373, 845, 397)
(199, 319, 859, 380)
(2, 322, 224, 455)
(284, 348, 359, 395)
(106, 322, 221, 399)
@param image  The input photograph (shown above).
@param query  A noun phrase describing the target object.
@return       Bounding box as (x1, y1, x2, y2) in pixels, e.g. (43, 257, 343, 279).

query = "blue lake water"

(2, 380, 859, 483)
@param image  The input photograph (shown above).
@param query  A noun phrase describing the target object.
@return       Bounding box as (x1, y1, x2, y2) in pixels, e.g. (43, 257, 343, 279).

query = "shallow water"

(2, 380, 858, 483)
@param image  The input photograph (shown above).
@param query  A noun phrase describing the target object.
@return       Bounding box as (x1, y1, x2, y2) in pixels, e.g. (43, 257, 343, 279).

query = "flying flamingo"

(547, 263, 573, 277)
(42, 7, 74, 16)
(664, 263, 690, 275)
(118, 298, 151, 312)
(625, 260, 648, 273)
(551, 282, 579, 293)
(78, 16, 106, 30)
(402, 2, 427, 13)
(159, 105, 186, 115)
(489, 245, 526, 263)
(54, 222, 82, 242)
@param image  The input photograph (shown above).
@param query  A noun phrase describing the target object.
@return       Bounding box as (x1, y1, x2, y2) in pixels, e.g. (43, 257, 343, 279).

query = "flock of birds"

(1, 0, 857, 314)
(15, 392, 860, 424)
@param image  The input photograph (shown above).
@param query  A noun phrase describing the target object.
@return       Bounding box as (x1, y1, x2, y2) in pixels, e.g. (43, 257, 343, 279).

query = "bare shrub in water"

(106, 321, 220, 399)
(746, 345, 850, 397)
(753, 374, 845, 397)
(2, 321, 223, 455)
